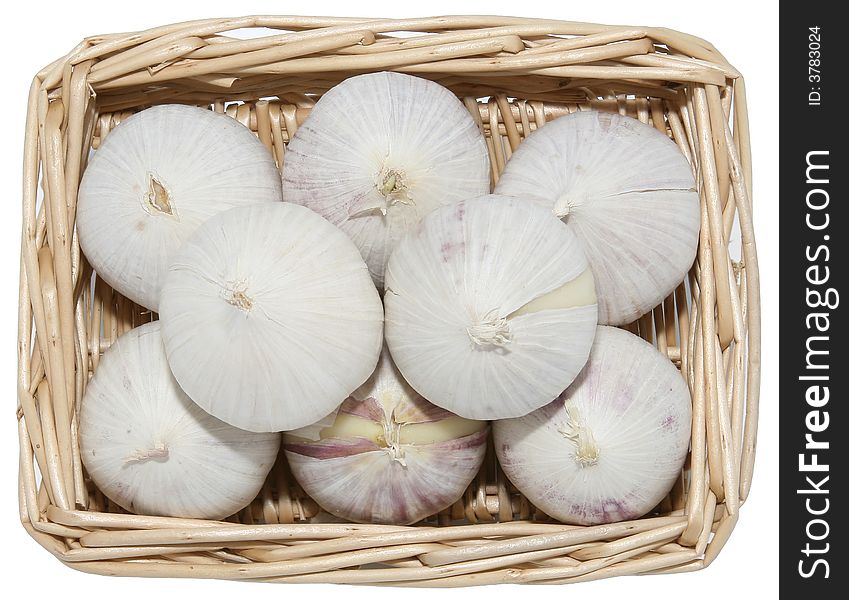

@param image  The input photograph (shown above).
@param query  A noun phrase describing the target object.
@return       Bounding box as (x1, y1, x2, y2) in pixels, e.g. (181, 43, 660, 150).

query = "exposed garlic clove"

(284, 349, 488, 525)
(384, 195, 598, 420)
(79, 322, 280, 520)
(495, 110, 700, 325)
(160, 203, 384, 433)
(281, 72, 491, 289)
(494, 326, 692, 525)
(77, 104, 282, 311)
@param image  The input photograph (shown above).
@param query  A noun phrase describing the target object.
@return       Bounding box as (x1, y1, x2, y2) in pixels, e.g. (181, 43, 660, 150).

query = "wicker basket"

(17, 15, 760, 586)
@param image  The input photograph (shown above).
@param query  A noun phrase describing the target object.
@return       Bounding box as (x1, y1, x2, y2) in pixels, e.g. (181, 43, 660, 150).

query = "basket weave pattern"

(17, 16, 760, 585)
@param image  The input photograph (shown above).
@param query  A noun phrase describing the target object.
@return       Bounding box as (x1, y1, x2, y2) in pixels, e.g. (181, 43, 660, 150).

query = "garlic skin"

(160, 203, 384, 433)
(281, 72, 491, 289)
(80, 322, 280, 520)
(384, 195, 598, 420)
(494, 326, 692, 525)
(284, 349, 488, 525)
(495, 110, 699, 325)
(77, 104, 282, 311)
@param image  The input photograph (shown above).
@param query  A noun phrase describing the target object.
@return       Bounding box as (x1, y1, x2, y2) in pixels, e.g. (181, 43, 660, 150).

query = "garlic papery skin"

(160, 203, 384, 433)
(281, 72, 490, 289)
(79, 322, 280, 519)
(494, 110, 700, 326)
(284, 349, 488, 525)
(77, 104, 282, 311)
(494, 326, 692, 525)
(384, 195, 598, 420)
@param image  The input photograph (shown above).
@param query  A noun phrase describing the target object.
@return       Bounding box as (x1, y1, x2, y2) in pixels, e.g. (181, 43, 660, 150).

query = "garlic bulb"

(384, 195, 598, 420)
(281, 72, 491, 288)
(495, 110, 699, 325)
(77, 104, 282, 311)
(284, 349, 488, 525)
(494, 326, 692, 525)
(160, 203, 384, 433)
(80, 322, 280, 519)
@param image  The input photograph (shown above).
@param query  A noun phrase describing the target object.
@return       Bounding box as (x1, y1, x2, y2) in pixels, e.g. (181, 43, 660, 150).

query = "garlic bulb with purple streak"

(495, 110, 699, 325)
(494, 326, 691, 525)
(284, 349, 488, 525)
(80, 322, 280, 519)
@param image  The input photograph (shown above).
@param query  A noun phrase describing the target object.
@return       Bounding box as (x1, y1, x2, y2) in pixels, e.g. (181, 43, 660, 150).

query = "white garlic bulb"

(80, 322, 280, 519)
(77, 104, 282, 311)
(494, 326, 692, 525)
(281, 72, 491, 289)
(284, 349, 488, 525)
(495, 110, 699, 325)
(160, 203, 384, 433)
(384, 195, 598, 420)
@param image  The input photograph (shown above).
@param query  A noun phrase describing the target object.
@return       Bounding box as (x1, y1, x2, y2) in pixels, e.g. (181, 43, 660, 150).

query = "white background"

(0, 0, 778, 595)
